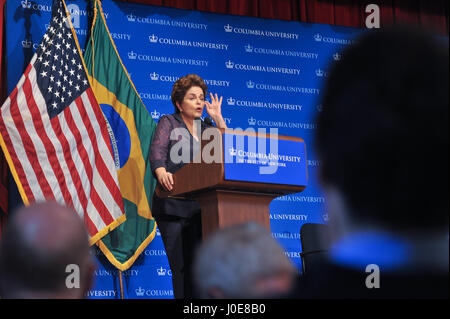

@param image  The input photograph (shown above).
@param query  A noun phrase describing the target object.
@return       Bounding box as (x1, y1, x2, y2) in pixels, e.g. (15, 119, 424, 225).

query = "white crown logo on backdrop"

(246, 80, 255, 89)
(225, 60, 234, 69)
(315, 69, 324, 77)
(245, 44, 253, 52)
(227, 97, 236, 105)
(135, 287, 145, 296)
(314, 33, 322, 41)
(224, 24, 233, 32)
(22, 39, 32, 48)
(333, 52, 341, 61)
(128, 51, 137, 59)
(151, 109, 161, 119)
(149, 34, 158, 43)
(21, 0, 32, 9)
(157, 267, 167, 276)
(126, 13, 136, 22)
(248, 117, 256, 125)
(150, 72, 159, 80)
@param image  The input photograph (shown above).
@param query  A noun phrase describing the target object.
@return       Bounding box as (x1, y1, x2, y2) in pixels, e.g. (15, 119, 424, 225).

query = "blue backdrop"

(5, 0, 363, 298)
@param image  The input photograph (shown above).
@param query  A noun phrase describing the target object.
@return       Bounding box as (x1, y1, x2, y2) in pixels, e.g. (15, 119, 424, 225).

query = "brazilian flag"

(83, 0, 157, 270)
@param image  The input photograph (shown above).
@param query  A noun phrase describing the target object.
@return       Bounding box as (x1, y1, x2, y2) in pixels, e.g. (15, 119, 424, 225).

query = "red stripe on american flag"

(62, 103, 107, 234)
(0, 66, 41, 202)
(0, 78, 38, 202)
(61, 105, 99, 235)
(7, 66, 30, 123)
(23, 77, 75, 208)
(85, 89, 124, 210)
(73, 96, 117, 225)
(88, 180, 114, 226)
(79, 89, 124, 213)
(0, 110, 35, 202)
(86, 88, 115, 160)
(8, 85, 56, 201)
(49, 110, 89, 217)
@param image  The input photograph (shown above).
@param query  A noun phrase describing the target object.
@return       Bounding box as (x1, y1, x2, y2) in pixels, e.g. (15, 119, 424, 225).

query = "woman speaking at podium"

(149, 74, 227, 298)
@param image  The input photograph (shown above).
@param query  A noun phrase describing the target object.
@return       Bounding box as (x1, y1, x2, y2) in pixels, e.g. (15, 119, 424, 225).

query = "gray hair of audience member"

(193, 222, 296, 298)
(0, 201, 95, 299)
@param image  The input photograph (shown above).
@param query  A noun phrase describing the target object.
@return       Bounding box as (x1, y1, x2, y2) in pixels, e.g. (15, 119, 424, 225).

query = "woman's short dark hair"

(171, 74, 208, 113)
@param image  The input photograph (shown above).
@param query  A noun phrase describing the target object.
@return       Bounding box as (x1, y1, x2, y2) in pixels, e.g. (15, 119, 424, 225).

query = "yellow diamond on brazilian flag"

(83, 0, 157, 270)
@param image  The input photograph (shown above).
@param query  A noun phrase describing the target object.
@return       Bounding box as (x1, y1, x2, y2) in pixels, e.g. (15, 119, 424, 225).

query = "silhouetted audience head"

(193, 222, 297, 299)
(0, 201, 95, 298)
(293, 26, 449, 299)
(316, 26, 448, 237)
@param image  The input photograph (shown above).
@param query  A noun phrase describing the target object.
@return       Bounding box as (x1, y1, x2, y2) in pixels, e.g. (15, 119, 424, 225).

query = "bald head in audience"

(193, 222, 297, 298)
(0, 202, 95, 299)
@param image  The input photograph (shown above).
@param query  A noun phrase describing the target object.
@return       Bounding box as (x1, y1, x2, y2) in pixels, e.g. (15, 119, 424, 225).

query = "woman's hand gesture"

(205, 93, 227, 128)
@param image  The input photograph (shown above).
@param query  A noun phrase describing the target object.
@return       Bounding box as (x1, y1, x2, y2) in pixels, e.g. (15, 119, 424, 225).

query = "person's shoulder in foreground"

(294, 26, 449, 299)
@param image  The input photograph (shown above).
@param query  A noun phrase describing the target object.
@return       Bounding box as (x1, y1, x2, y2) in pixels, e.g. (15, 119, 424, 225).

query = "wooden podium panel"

(194, 190, 274, 238)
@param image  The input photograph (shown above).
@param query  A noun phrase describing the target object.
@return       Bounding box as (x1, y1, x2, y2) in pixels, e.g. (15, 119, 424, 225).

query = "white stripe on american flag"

(80, 92, 124, 221)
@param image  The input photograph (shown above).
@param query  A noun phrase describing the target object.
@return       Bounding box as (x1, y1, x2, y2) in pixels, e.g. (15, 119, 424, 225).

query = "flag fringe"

(88, 213, 127, 246)
(96, 225, 157, 271)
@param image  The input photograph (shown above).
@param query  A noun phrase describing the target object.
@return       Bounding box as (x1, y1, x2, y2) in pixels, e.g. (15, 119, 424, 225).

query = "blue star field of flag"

(34, 0, 89, 119)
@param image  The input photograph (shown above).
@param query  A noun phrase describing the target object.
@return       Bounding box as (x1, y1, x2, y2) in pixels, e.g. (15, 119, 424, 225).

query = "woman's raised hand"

(205, 93, 227, 128)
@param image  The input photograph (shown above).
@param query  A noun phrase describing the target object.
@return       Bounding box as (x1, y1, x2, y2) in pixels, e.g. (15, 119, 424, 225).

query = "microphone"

(203, 117, 214, 126)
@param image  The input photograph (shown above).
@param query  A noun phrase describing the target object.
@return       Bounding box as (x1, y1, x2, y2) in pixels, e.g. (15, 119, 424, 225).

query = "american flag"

(0, 0, 125, 243)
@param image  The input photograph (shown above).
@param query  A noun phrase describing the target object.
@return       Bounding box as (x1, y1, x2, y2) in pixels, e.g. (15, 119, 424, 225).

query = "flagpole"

(118, 270, 124, 299)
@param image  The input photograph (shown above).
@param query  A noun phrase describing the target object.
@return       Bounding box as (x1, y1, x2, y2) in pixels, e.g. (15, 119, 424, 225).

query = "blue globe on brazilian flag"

(83, 0, 157, 270)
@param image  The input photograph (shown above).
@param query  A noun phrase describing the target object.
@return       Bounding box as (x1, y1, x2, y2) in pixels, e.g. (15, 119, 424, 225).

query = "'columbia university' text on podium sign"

(223, 132, 307, 186)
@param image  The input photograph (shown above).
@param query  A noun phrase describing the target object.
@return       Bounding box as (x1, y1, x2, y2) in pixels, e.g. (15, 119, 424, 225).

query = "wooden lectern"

(155, 128, 307, 238)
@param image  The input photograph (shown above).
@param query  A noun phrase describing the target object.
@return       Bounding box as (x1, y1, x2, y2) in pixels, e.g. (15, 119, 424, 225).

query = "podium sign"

(156, 128, 307, 237)
(223, 132, 307, 186)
